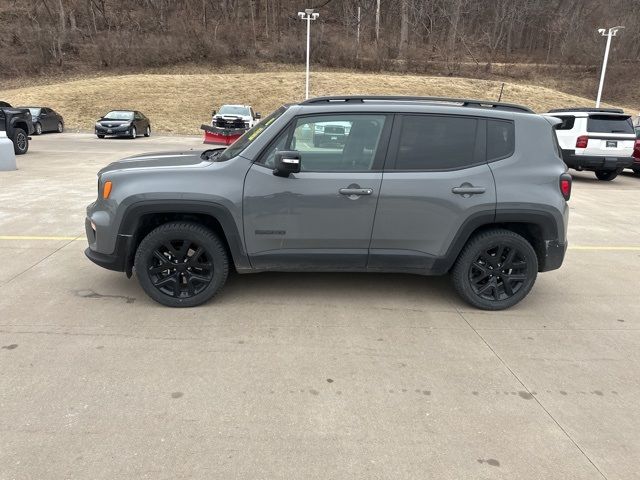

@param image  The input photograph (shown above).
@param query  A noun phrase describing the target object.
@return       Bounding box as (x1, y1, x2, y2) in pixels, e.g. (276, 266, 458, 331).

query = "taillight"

(575, 135, 588, 149)
(560, 173, 572, 201)
(633, 140, 640, 159)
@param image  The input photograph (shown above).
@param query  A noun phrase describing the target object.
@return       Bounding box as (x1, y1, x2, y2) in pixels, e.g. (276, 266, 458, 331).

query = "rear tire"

(12, 128, 28, 155)
(57, 121, 64, 133)
(451, 229, 538, 311)
(34, 122, 42, 135)
(633, 168, 640, 176)
(595, 169, 620, 181)
(134, 222, 229, 307)
(130, 126, 137, 139)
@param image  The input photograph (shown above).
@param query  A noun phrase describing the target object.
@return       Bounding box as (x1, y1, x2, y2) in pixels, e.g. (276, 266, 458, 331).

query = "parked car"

(20, 107, 64, 135)
(85, 95, 570, 311)
(95, 110, 150, 139)
(543, 108, 635, 181)
(0, 101, 34, 155)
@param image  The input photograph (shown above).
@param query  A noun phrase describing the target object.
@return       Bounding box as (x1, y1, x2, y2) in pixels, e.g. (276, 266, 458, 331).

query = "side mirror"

(211, 110, 217, 116)
(255, 112, 261, 119)
(273, 150, 301, 177)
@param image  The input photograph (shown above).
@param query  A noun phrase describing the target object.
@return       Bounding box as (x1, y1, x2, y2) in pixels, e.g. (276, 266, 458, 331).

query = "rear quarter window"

(587, 115, 634, 134)
(487, 119, 515, 161)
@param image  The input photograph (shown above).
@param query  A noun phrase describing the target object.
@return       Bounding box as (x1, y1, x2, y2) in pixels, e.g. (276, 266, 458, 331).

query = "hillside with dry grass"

(1, 70, 635, 135)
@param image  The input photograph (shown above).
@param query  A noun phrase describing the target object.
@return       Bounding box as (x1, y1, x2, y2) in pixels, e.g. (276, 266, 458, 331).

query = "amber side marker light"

(102, 181, 113, 199)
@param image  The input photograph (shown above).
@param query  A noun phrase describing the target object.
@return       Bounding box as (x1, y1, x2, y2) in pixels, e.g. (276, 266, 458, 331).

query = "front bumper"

(561, 150, 634, 171)
(85, 215, 133, 273)
(95, 125, 132, 137)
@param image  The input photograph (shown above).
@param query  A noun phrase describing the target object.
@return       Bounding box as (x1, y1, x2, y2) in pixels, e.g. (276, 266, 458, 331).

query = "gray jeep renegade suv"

(85, 96, 570, 310)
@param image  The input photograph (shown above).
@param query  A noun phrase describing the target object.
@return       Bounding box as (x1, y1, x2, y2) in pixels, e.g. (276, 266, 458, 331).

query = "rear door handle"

(339, 188, 373, 196)
(452, 184, 486, 196)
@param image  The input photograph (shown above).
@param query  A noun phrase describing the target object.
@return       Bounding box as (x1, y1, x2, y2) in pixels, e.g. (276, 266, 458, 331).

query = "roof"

(300, 96, 534, 113)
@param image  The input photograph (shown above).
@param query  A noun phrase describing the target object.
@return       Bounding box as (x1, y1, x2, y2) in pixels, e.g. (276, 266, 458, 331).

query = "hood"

(214, 114, 251, 120)
(1, 106, 31, 116)
(98, 150, 209, 175)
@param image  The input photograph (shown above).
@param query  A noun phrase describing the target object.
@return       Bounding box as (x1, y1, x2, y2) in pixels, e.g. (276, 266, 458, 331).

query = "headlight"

(95, 122, 101, 128)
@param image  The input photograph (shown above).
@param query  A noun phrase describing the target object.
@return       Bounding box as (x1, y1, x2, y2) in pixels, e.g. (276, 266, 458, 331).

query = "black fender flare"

(118, 200, 251, 273)
(432, 207, 562, 274)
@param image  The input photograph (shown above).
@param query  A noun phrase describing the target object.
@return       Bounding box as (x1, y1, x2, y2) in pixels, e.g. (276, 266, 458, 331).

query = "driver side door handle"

(339, 188, 373, 196)
(452, 185, 486, 196)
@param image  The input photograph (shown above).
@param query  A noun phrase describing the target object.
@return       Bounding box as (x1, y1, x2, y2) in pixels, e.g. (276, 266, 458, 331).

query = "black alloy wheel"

(469, 244, 528, 301)
(135, 222, 229, 307)
(452, 229, 538, 310)
(148, 239, 214, 298)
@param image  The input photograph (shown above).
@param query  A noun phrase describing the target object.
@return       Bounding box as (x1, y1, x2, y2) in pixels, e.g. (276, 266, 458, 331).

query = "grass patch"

(1, 70, 634, 135)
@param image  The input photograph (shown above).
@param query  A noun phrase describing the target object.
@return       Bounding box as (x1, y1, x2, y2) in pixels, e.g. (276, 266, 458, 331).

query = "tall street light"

(595, 26, 624, 108)
(298, 9, 319, 100)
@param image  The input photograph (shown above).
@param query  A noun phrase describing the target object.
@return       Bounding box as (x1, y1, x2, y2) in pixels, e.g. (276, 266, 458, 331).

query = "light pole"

(595, 26, 624, 108)
(298, 9, 319, 100)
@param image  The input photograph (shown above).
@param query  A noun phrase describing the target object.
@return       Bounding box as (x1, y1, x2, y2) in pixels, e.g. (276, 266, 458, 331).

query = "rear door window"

(587, 115, 634, 134)
(393, 115, 480, 170)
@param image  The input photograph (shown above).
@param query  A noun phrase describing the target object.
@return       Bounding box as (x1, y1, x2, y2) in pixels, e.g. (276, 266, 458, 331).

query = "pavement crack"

(6, 236, 82, 284)
(0, 329, 197, 342)
(456, 309, 609, 480)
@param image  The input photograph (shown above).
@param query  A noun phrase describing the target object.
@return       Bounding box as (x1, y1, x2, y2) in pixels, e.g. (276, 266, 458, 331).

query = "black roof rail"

(300, 95, 534, 113)
(547, 107, 625, 114)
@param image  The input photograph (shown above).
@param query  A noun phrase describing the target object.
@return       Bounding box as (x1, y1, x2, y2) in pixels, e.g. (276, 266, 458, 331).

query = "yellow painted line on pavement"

(0, 235, 82, 241)
(569, 245, 640, 251)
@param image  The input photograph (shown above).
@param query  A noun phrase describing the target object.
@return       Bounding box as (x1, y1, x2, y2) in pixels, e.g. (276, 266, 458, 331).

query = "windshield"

(28, 108, 41, 116)
(104, 111, 134, 120)
(217, 106, 287, 162)
(218, 105, 251, 116)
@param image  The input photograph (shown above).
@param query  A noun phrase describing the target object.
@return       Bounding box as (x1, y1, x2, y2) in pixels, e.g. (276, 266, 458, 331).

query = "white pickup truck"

(211, 105, 261, 129)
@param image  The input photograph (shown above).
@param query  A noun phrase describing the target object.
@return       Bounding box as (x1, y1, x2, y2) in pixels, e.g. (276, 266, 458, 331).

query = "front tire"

(595, 169, 620, 181)
(144, 126, 151, 137)
(34, 122, 43, 135)
(97, 134, 105, 139)
(451, 229, 538, 311)
(12, 128, 28, 155)
(134, 222, 229, 307)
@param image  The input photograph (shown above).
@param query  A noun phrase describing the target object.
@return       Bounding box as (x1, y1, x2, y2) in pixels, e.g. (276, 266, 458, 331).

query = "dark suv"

(0, 101, 34, 154)
(85, 96, 571, 310)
